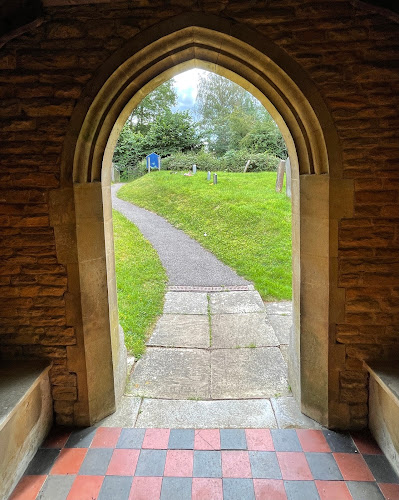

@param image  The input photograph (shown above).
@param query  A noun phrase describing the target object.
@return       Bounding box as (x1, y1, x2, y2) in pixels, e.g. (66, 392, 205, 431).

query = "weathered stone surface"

(211, 348, 290, 399)
(136, 398, 278, 429)
(271, 396, 324, 429)
(268, 314, 292, 345)
(265, 301, 292, 316)
(147, 314, 210, 348)
(95, 396, 141, 427)
(163, 292, 208, 315)
(127, 347, 210, 399)
(211, 313, 279, 348)
(209, 291, 264, 314)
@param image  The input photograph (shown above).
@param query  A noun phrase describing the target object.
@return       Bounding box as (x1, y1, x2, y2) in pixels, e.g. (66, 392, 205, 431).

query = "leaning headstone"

(285, 157, 292, 198)
(275, 160, 285, 192)
(207, 171, 211, 181)
(244, 160, 251, 173)
(112, 163, 120, 182)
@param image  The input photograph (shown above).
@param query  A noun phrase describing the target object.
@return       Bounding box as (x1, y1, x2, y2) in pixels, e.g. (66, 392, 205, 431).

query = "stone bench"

(365, 361, 399, 475)
(0, 361, 52, 499)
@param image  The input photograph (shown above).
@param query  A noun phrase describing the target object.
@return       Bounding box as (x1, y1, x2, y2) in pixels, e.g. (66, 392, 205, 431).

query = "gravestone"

(275, 160, 285, 192)
(193, 164, 197, 174)
(112, 164, 120, 182)
(207, 171, 211, 181)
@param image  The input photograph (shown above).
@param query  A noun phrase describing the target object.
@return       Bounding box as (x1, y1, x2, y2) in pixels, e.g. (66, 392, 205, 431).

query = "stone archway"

(52, 13, 353, 427)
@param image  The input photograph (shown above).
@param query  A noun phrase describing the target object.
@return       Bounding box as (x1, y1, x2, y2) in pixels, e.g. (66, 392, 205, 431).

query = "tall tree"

(127, 80, 178, 134)
(195, 72, 286, 157)
(145, 110, 201, 156)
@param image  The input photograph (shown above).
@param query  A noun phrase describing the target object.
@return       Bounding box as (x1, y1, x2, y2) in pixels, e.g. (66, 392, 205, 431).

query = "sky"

(172, 68, 208, 113)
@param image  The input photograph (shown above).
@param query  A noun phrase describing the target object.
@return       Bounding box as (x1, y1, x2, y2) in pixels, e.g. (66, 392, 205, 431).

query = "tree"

(145, 110, 201, 156)
(195, 72, 266, 155)
(240, 118, 288, 158)
(127, 80, 177, 134)
(195, 71, 287, 158)
(112, 124, 147, 177)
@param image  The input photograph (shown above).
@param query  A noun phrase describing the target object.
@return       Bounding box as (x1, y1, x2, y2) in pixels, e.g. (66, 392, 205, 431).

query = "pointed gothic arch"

(52, 13, 351, 427)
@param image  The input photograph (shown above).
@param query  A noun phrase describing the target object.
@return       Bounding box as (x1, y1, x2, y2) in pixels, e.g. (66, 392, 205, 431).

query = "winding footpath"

(112, 183, 249, 288)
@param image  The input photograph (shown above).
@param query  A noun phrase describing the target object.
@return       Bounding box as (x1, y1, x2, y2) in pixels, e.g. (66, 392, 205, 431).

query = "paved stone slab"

(135, 399, 278, 428)
(279, 345, 289, 365)
(265, 301, 292, 315)
(268, 314, 292, 345)
(209, 291, 264, 314)
(163, 292, 208, 315)
(271, 396, 324, 429)
(211, 348, 290, 399)
(211, 313, 279, 348)
(147, 314, 210, 348)
(127, 348, 210, 399)
(95, 396, 141, 427)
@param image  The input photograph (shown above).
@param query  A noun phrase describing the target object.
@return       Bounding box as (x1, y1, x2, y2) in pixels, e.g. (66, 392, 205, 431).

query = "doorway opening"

(60, 15, 346, 428)
(110, 69, 294, 425)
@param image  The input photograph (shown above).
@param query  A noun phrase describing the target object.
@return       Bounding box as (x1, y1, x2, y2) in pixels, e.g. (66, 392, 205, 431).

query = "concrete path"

(112, 184, 250, 287)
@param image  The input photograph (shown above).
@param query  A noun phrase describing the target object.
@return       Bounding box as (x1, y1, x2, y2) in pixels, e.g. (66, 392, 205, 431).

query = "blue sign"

(146, 152, 161, 171)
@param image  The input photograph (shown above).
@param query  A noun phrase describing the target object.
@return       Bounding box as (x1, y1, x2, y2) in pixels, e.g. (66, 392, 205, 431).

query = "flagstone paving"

(126, 290, 291, 403)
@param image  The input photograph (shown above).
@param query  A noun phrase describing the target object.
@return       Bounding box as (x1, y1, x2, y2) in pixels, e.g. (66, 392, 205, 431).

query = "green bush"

(159, 150, 281, 173)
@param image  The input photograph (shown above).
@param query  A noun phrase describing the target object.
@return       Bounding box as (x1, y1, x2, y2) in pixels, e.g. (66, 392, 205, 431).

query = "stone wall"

(0, 0, 398, 427)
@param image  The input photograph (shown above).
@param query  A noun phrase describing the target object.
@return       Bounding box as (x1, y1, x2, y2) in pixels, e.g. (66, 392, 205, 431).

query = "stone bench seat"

(0, 361, 52, 499)
(365, 360, 399, 475)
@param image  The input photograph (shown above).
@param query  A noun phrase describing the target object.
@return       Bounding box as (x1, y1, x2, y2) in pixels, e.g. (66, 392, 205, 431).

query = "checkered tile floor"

(9, 427, 399, 499)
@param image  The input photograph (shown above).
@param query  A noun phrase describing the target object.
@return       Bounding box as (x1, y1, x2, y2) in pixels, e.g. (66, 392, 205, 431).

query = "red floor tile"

(246, 429, 274, 451)
(66, 475, 104, 500)
(9, 475, 47, 500)
(50, 448, 87, 475)
(222, 451, 252, 478)
(129, 476, 162, 500)
(296, 430, 330, 453)
(253, 479, 287, 500)
(91, 427, 121, 448)
(192, 478, 223, 499)
(351, 431, 383, 455)
(106, 449, 140, 476)
(194, 429, 221, 450)
(333, 452, 375, 481)
(379, 483, 399, 500)
(142, 428, 170, 449)
(41, 428, 71, 449)
(276, 452, 313, 480)
(164, 449, 194, 477)
(315, 480, 353, 500)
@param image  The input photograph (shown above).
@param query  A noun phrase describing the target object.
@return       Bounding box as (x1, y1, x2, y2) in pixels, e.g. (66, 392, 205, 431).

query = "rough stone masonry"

(0, 0, 398, 427)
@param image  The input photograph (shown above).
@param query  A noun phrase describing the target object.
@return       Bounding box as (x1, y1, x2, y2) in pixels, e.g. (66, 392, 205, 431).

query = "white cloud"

(172, 68, 209, 112)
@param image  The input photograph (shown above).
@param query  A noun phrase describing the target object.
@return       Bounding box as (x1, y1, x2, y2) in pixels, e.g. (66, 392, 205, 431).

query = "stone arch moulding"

(54, 12, 353, 427)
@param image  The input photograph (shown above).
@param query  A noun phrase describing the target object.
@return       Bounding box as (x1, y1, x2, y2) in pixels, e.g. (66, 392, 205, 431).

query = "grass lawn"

(118, 171, 292, 301)
(113, 209, 167, 357)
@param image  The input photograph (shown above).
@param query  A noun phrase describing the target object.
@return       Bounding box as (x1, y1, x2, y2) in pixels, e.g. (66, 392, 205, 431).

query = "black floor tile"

(322, 430, 357, 453)
(24, 448, 60, 475)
